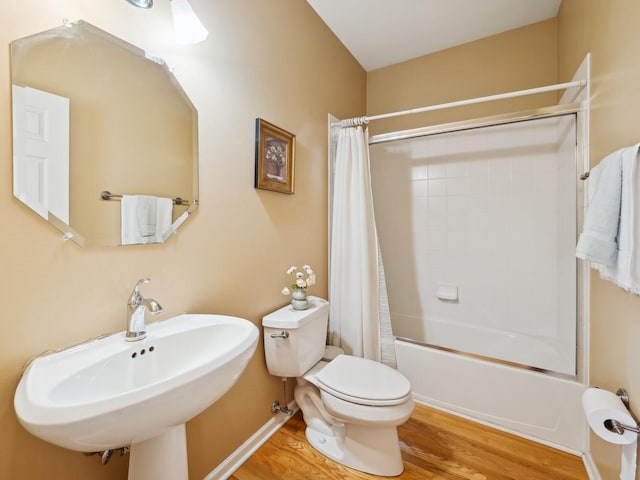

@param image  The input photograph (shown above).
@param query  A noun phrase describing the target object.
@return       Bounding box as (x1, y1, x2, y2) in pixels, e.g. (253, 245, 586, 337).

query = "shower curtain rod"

(333, 80, 587, 128)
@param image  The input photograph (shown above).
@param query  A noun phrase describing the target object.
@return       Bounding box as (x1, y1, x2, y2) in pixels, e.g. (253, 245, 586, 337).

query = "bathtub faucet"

(126, 278, 163, 342)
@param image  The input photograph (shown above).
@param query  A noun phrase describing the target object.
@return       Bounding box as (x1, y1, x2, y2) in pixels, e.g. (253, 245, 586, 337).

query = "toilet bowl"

(262, 297, 414, 476)
(295, 354, 414, 476)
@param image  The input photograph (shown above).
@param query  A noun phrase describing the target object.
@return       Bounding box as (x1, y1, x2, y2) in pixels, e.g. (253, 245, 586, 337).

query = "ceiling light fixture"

(126, 0, 153, 8)
(124, 0, 208, 45)
(169, 0, 208, 45)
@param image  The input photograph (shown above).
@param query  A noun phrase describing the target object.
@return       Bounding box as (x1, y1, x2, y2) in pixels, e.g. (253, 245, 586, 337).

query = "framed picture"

(254, 118, 295, 194)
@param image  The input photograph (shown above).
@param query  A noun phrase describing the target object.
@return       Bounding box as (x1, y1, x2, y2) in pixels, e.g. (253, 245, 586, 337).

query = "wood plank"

(230, 404, 587, 480)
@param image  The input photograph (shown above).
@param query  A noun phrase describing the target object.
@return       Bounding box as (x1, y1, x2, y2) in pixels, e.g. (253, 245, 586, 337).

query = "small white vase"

(291, 289, 308, 310)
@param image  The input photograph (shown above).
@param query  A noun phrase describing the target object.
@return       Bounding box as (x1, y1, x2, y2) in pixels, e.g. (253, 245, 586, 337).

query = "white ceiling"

(305, 0, 562, 71)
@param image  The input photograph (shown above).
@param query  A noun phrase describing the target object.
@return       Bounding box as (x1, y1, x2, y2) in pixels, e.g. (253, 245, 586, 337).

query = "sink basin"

(14, 314, 259, 453)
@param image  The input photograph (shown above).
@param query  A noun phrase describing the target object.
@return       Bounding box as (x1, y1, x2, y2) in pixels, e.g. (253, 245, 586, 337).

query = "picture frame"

(254, 118, 295, 194)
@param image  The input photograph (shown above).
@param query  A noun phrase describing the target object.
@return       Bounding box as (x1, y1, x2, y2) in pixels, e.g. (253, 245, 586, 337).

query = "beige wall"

(558, 1, 640, 478)
(0, 1, 364, 479)
(367, 19, 558, 135)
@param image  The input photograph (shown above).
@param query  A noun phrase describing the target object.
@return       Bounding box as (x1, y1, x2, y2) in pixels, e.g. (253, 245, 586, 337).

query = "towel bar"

(100, 190, 190, 205)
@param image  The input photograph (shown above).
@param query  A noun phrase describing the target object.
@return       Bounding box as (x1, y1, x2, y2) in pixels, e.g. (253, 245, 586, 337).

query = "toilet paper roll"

(582, 387, 637, 445)
(582, 387, 637, 480)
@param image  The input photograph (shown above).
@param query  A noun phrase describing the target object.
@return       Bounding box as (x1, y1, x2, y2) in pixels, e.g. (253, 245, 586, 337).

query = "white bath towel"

(577, 144, 640, 293)
(121, 195, 173, 245)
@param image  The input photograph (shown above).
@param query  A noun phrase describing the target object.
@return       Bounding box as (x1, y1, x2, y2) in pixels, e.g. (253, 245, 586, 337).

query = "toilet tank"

(262, 296, 329, 377)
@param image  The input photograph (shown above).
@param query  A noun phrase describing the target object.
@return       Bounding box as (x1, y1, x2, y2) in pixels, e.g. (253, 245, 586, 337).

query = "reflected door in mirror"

(13, 86, 70, 224)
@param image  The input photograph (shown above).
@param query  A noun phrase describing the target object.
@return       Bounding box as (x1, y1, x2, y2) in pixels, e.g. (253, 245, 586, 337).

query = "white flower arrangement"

(281, 264, 316, 295)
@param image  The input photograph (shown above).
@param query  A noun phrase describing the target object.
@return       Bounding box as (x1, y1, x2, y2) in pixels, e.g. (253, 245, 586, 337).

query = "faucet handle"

(133, 278, 151, 292)
(130, 278, 151, 303)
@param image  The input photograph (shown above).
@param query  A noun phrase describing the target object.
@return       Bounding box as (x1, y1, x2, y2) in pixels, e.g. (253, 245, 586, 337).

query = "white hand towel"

(575, 149, 623, 266)
(121, 195, 141, 245)
(154, 197, 173, 242)
(578, 144, 640, 293)
(135, 195, 157, 238)
(121, 195, 173, 245)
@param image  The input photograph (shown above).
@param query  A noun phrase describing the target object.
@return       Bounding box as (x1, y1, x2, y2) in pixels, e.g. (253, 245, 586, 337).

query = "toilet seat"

(315, 355, 411, 407)
(320, 389, 414, 427)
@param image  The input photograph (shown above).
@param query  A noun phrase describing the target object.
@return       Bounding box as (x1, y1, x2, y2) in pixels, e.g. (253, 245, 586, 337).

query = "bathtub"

(395, 339, 588, 453)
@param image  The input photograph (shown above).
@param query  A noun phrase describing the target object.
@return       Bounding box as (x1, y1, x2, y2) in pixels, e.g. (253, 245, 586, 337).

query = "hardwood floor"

(230, 403, 588, 480)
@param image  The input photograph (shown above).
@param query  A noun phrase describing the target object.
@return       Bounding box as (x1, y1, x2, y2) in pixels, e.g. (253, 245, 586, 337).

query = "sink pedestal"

(129, 424, 188, 480)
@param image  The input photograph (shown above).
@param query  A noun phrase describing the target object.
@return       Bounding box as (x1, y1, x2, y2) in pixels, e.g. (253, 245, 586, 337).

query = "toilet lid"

(315, 355, 411, 407)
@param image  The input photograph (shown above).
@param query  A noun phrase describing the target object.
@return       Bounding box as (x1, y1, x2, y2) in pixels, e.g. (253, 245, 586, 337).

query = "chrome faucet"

(126, 278, 163, 342)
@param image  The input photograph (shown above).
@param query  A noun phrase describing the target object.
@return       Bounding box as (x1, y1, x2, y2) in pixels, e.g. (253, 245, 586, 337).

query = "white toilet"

(262, 296, 414, 476)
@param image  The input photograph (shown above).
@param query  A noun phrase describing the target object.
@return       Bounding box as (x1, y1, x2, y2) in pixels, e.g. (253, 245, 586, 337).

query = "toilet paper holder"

(605, 388, 640, 436)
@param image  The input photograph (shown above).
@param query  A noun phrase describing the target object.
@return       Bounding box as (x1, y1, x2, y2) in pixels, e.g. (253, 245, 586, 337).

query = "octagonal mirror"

(11, 20, 199, 247)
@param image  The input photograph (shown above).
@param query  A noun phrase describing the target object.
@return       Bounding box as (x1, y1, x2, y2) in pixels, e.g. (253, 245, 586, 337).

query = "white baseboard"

(582, 452, 601, 480)
(203, 402, 298, 480)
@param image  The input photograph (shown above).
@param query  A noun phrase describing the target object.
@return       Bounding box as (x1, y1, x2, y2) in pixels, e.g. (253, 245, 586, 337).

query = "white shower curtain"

(329, 125, 396, 367)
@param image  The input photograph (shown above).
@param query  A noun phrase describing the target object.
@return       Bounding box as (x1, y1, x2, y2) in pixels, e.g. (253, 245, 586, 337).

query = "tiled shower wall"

(370, 115, 577, 374)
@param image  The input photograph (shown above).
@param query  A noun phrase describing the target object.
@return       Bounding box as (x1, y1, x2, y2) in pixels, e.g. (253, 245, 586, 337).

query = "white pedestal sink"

(14, 314, 259, 480)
